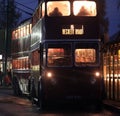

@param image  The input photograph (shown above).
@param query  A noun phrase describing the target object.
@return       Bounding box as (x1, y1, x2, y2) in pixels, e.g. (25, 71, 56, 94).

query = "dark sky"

(106, 0, 120, 37)
(15, 0, 38, 22)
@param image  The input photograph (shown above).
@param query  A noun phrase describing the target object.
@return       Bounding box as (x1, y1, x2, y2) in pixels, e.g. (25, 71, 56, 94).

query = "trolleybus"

(30, 0, 103, 108)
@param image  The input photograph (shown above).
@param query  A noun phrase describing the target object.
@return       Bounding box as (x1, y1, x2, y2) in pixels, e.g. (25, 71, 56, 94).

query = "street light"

(0, 55, 2, 60)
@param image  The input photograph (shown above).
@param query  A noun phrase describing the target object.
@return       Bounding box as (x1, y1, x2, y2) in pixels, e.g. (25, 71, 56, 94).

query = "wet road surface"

(0, 87, 120, 116)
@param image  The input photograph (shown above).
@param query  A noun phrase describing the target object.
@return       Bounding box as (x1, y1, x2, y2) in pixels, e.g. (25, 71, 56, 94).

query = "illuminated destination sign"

(62, 25, 84, 35)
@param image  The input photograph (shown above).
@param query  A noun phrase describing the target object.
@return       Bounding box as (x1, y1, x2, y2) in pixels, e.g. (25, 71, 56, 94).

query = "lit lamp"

(0, 55, 2, 60)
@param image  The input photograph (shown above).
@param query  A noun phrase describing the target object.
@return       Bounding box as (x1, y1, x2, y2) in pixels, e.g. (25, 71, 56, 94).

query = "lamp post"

(0, 50, 4, 72)
(4, 0, 9, 75)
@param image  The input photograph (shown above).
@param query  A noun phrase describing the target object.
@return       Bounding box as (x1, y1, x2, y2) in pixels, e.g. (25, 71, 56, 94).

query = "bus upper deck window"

(47, 1, 70, 16)
(73, 1, 97, 16)
(42, 2, 45, 17)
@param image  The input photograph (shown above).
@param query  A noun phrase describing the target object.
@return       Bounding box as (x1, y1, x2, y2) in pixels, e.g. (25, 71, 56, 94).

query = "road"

(0, 87, 120, 116)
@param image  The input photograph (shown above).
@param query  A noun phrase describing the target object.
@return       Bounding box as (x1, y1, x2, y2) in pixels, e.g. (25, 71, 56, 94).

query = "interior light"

(47, 72, 52, 78)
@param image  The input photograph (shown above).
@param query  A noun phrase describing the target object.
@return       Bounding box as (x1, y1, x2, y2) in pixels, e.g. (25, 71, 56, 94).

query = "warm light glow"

(110, 74, 113, 77)
(0, 55, 2, 60)
(75, 49, 96, 63)
(42, 2, 45, 17)
(115, 79, 117, 82)
(95, 72, 100, 77)
(12, 31, 16, 39)
(12, 57, 29, 70)
(47, 72, 52, 78)
(73, 1, 97, 16)
(47, 1, 70, 16)
(12, 23, 32, 39)
(107, 74, 109, 77)
(114, 74, 118, 77)
(70, 25, 74, 30)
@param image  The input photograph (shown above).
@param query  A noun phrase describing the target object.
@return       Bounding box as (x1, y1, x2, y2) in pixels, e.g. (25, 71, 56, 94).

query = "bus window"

(31, 51, 40, 71)
(49, 7, 62, 16)
(73, 1, 97, 16)
(47, 1, 70, 16)
(42, 2, 45, 17)
(47, 44, 72, 67)
(75, 49, 96, 65)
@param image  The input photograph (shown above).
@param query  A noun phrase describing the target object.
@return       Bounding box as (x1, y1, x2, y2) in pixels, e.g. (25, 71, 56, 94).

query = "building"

(103, 31, 120, 101)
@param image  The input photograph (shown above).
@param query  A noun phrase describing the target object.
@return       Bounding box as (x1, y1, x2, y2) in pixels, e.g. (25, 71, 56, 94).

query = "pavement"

(103, 100, 120, 111)
(0, 85, 12, 89)
(0, 85, 31, 105)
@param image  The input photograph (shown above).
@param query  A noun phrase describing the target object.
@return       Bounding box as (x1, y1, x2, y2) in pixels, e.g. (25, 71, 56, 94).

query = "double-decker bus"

(30, 0, 103, 108)
(11, 19, 32, 96)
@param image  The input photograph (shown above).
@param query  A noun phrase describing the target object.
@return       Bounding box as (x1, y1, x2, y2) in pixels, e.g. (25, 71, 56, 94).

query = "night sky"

(15, 0, 38, 22)
(106, 0, 120, 37)
(15, 0, 120, 37)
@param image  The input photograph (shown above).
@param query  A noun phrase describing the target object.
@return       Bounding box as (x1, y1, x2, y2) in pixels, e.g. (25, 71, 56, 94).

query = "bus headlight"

(95, 71, 100, 77)
(46, 72, 53, 78)
(46, 71, 57, 85)
(90, 71, 100, 84)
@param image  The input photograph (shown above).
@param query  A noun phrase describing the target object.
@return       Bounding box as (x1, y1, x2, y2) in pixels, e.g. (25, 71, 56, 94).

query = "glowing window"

(20, 27, 24, 38)
(12, 57, 29, 70)
(42, 2, 45, 17)
(47, 1, 70, 16)
(26, 25, 29, 35)
(73, 1, 97, 16)
(118, 50, 120, 56)
(75, 49, 96, 65)
(12, 31, 16, 39)
(15, 30, 18, 39)
(29, 24, 32, 34)
(31, 51, 40, 70)
(47, 44, 72, 66)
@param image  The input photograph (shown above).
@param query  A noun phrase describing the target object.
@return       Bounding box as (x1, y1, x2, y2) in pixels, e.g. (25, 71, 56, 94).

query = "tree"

(95, 0, 109, 42)
(117, 0, 120, 29)
(0, 0, 21, 73)
(118, 0, 120, 10)
(0, 0, 21, 29)
(0, 0, 21, 56)
(96, 0, 109, 33)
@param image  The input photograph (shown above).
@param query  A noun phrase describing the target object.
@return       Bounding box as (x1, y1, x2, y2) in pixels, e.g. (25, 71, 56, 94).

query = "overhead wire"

(14, 0, 38, 16)
(15, 1, 34, 12)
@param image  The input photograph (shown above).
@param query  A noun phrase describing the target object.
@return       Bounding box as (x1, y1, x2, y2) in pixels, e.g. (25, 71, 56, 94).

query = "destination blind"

(62, 25, 84, 35)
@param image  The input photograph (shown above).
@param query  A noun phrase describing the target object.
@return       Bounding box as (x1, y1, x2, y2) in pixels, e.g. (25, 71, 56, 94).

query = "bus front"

(39, 0, 103, 106)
